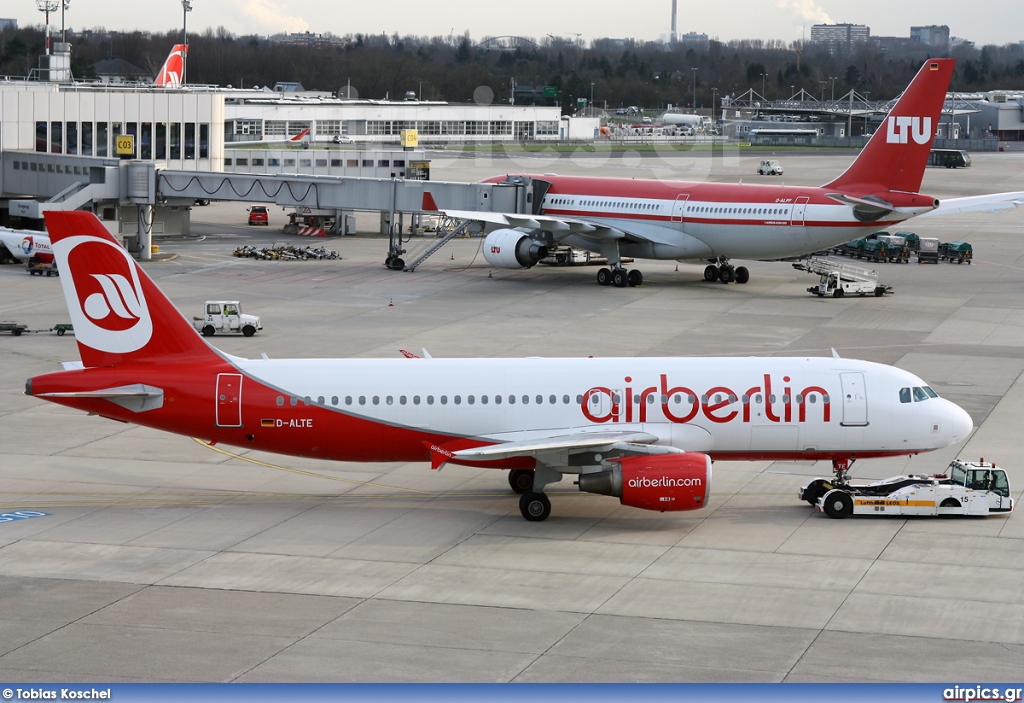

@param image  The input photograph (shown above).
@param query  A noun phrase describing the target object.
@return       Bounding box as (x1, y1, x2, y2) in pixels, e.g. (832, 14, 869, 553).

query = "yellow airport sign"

(115, 134, 135, 156)
(401, 129, 419, 148)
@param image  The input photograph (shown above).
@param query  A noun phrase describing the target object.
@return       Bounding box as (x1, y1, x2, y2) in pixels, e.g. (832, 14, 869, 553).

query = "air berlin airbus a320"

(428, 58, 1015, 287)
(29, 211, 972, 520)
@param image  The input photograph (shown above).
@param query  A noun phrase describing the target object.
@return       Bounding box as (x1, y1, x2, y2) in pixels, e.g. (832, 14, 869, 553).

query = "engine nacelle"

(577, 453, 712, 512)
(482, 229, 548, 269)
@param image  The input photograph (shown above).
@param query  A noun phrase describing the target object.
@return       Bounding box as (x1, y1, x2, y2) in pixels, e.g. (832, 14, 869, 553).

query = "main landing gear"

(508, 467, 559, 521)
(596, 267, 643, 288)
(703, 259, 749, 285)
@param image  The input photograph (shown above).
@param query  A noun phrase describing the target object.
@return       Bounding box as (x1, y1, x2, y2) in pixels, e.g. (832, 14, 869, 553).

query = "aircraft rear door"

(791, 196, 810, 226)
(671, 194, 690, 223)
(216, 373, 243, 427)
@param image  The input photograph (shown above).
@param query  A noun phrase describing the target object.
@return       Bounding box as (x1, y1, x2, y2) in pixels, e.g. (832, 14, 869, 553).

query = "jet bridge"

(2, 150, 536, 262)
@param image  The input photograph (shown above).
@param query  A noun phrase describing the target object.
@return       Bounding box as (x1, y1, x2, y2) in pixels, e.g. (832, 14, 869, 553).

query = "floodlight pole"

(182, 0, 193, 86)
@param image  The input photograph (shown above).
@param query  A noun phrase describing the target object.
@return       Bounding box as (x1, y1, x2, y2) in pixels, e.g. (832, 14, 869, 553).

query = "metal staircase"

(402, 218, 473, 272)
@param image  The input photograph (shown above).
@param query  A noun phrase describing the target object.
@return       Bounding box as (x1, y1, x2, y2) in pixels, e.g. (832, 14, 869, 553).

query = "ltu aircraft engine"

(577, 453, 712, 511)
(482, 229, 548, 268)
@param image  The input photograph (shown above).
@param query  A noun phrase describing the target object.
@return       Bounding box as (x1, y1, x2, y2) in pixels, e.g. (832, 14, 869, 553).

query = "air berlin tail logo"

(54, 235, 153, 354)
(886, 116, 932, 145)
(84, 274, 144, 324)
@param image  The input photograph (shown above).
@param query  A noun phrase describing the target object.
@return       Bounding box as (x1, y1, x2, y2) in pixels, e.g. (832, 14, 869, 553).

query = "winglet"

(422, 192, 439, 212)
(424, 442, 454, 470)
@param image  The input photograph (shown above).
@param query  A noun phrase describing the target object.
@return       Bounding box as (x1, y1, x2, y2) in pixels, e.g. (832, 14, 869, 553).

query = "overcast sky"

(6, 0, 1023, 47)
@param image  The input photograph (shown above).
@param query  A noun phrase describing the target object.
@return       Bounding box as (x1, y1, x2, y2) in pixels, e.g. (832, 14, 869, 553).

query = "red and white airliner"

(28, 210, 973, 520)
(429, 58, 1017, 287)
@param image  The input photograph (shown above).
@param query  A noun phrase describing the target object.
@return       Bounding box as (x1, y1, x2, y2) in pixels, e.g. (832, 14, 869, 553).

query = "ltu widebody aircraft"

(28, 211, 972, 521)
(435, 58, 1016, 287)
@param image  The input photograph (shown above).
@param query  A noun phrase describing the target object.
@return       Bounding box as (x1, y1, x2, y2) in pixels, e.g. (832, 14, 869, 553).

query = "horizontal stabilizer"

(37, 383, 164, 412)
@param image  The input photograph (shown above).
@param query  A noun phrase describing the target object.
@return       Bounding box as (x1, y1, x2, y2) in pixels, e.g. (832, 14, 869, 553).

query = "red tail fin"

(154, 44, 188, 87)
(43, 211, 219, 368)
(823, 58, 954, 194)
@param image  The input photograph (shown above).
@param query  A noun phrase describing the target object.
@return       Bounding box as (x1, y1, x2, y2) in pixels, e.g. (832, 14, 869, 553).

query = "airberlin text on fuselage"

(581, 373, 832, 425)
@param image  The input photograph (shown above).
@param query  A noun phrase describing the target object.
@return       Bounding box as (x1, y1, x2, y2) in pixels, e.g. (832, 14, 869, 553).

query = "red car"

(247, 205, 269, 226)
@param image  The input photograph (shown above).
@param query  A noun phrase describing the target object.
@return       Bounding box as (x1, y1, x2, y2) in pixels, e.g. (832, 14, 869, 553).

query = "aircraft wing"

(438, 208, 627, 240)
(917, 191, 1024, 218)
(429, 430, 685, 469)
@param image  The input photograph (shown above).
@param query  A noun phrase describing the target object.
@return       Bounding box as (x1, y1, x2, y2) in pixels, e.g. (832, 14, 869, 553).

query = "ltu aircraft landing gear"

(703, 259, 749, 285)
(596, 268, 643, 287)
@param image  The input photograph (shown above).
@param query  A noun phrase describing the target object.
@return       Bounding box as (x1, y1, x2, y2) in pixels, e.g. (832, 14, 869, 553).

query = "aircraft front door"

(216, 373, 243, 427)
(839, 372, 868, 426)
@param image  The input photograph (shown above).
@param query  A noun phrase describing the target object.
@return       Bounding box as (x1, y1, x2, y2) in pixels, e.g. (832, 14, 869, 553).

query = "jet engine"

(482, 229, 548, 269)
(577, 453, 712, 512)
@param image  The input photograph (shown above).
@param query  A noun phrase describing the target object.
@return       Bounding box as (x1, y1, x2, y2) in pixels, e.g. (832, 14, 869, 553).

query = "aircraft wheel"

(596, 268, 612, 286)
(508, 469, 535, 495)
(392, 258, 405, 270)
(519, 492, 551, 522)
(703, 265, 719, 282)
(822, 490, 854, 519)
(735, 266, 750, 284)
(627, 269, 643, 287)
(385, 256, 394, 268)
(202, 325, 215, 337)
(612, 269, 628, 288)
(719, 266, 735, 284)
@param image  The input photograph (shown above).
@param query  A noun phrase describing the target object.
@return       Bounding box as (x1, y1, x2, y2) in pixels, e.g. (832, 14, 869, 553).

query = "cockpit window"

(899, 388, 911, 404)
(923, 386, 938, 398)
(912, 387, 929, 402)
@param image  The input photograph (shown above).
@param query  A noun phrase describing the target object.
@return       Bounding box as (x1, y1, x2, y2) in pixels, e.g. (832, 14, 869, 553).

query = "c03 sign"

(115, 134, 135, 156)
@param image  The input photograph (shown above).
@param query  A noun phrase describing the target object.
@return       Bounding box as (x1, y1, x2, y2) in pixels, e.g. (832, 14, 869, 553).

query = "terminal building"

(0, 43, 598, 236)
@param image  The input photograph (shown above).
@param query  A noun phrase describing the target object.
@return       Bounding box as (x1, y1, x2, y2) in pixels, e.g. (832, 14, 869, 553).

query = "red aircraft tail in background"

(154, 44, 188, 88)
(824, 58, 954, 195)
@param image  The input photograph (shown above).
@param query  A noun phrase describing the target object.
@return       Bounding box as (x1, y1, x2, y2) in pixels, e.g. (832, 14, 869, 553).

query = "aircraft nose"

(947, 401, 974, 444)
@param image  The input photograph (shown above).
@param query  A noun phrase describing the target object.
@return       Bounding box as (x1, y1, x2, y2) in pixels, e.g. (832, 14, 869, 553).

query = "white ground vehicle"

(800, 459, 1014, 518)
(793, 258, 891, 298)
(192, 301, 262, 337)
(757, 159, 783, 175)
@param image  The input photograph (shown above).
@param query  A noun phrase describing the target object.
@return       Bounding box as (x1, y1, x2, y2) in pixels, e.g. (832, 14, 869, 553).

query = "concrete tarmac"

(1, 146, 1023, 682)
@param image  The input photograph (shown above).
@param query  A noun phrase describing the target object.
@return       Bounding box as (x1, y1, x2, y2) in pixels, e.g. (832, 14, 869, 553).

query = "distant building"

(810, 23, 870, 55)
(677, 32, 710, 48)
(951, 36, 976, 49)
(272, 31, 345, 48)
(911, 25, 950, 51)
(90, 56, 151, 84)
(0, 18, 17, 32)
